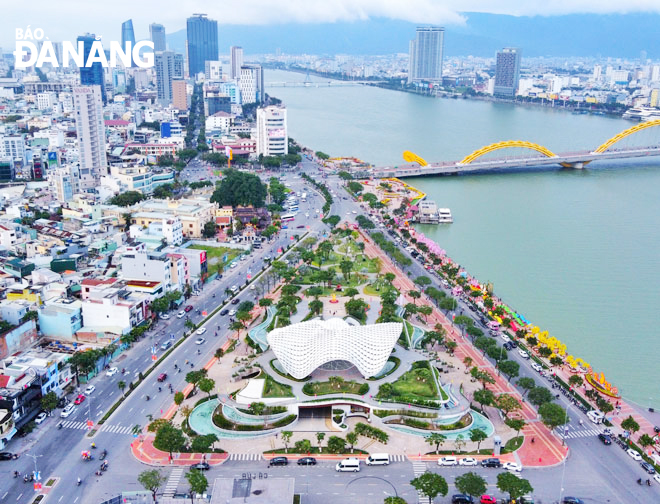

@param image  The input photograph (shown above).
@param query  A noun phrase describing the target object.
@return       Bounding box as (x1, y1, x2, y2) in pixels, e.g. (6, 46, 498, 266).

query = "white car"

(84, 385, 96, 395)
(195, 337, 206, 345)
(518, 349, 529, 359)
(60, 404, 76, 418)
(35, 412, 48, 424)
(352, 210, 357, 214)
(437, 456, 458, 466)
(531, 362, 543, 373)
(196, 327, 207, 335)
(106, 367, 118, 377)
(627, 448, 643, 461)
(228, 309, 237, 316)
(176, 311, 185, 319)
(458, 457, 478, 466)
(500, 333, 511, 343)
(159, 313, 170, 320)
(315, 209, 319, 213)
(503, 461, 523, 472)
(654, 473, 660, 485)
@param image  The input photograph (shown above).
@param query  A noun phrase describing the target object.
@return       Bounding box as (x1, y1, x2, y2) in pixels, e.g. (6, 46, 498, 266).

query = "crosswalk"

(411, 461, 428, 503)
(229, 453, 264, 461)
(163, 466, 184, 497)
(58, 420, 135, 435)
(556, 426, 603, 439)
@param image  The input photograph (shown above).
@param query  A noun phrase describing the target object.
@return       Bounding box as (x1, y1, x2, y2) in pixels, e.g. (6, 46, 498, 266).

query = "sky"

(3, 0, 660, 48)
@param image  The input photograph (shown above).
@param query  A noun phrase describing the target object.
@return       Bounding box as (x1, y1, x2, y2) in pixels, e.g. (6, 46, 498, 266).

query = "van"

(335, 458, 361, 472)
(587, 410, 604, 424)
(365, 453, 390, 466)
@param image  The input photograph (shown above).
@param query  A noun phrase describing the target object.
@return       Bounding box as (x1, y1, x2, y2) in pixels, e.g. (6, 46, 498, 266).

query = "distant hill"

(166, 12, 660, 58)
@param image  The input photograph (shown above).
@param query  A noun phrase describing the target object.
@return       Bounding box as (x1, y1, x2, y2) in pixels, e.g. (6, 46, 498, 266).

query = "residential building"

(0, 319, 38, 361)
(121, 244, 172, 291)
(0, 300, 31, 326)
(239, 65, 264, 104)
(204, 60, 222, 81)
(38, 298, 83, 340)
(122, 143, 177, 158)
(80, 280, 150, 335)
(205, 111, 234, 134)
(494, 47, 522, 98)
(186, 14, 218, 77)
(149, 23, 167, 52)
(166, 246, 207, 282)
(408, 26, 444, 84)
(172, 80, 188, 110)
(0, 135, 27, 170)
(230, 46, 243, 80)
(6, 350, 73, 398)
(36, 92, 56, 110)
(128, 198, 217, 239)
(257, 105, 288, 157)
(121, 19, 136, 66)
(205, 90, 231, 116)
(74, 85, 108, 189)
(0, 224, 19, 248)
(155, 51, 175, 106)
(77, 34, 106, 102)
(49, 165, 80, 202)
(105, 164, 175, 194)
(173, 53, 185, 79)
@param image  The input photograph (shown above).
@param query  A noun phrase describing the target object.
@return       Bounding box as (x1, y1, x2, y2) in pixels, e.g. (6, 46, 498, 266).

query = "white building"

(120, 244, 173, 290)
(230, 46, 243, 80)
(239, 65, 264, 104)
(267, 319, 402, 379)
(155, 51, 175, 106)
(49, 166, 80, 202)
(257, 106, 288, 157)
(204, 60, 222, 82)
(74, 85, 108, 190)
(36, 92, 56, 110)
(0, 135, 27, 168)
(205, 111, 235, 134)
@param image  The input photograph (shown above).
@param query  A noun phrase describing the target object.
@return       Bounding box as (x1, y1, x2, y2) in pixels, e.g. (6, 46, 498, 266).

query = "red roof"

(81, 278, 117, 287)
(105, 120, 130, 126)
(0, 375, 10, 388)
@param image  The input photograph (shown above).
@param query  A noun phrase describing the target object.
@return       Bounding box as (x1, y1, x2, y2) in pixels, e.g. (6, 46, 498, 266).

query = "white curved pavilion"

(267, 318, 402, 379)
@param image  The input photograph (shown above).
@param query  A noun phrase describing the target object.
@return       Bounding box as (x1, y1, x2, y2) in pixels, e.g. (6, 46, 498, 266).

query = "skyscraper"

(494, 47, 522, 98)
(230, 46, 243, 80)
(73, 85, 107, 190)
(121, 20, 136, 67)
(408, 26, 444, 84)
(155, 51, 175, 105)
(150, 23, 167, 52)
(186, 14, 218, 77)
(77, 34, 106, 103)
(239, 65, 264, 104)
(173, 53, 185, 79)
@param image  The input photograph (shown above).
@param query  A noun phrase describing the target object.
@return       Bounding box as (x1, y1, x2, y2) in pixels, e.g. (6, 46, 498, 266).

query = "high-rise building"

(592, 64, 602, 81)
(651, 65, 660, 83)
(239, 65, 264, 104)
(257, 105, 287, 157)
(173, 53, 185, 79)
(149, 23, 167, 52)
(172, 80, 188, 110)
(121, 20, 136, 67)
(494, 47, 522, 98)
(204, 61, 222, 81)
(77, 34, 106, 103)
(186, 14, 218, 77)
(408, 26, 444, 84)
(49, 166, 80, 202)
(73, 85, 108, 190)
(155, 51, 175, 105)
(230, 46, 243, 80)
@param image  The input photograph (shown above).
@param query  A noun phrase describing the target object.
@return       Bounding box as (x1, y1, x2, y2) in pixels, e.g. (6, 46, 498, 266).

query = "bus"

(281, 213, 295, 222)
(301, 193, 307, 202)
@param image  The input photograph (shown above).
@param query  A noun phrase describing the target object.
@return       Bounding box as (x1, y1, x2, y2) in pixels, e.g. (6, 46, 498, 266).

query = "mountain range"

(166, 12, 659, 59)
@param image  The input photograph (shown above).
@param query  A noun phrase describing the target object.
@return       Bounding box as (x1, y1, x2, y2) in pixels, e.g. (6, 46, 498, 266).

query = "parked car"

(157, 373, 168, 382)
(184, 305, 194, 312)
(269, 457, 288, 466)
(297, 457, 317, 466)
(458, 457, 478, 466)
(106, 367, 118, 377)
(480, 496, 497, 504)
(562, 498, 585, 504)
(452, 495, 474, 504)
(481, 458, 501, 468)
(190, 462, 210, 471)
(60, 404, 76, 418)
(503, 461, 522, 472)
(641, 461, 656, 474)
(74, 394, 86, 405)
(627, 448, 643, 461)
(518, 349, 530, 359)
(438, 456, 458, 466)
(531, 362, 543, 373)
(159, 313, 170, 320)
(0, 452, 16, 461)
(84, 385, 96, 395)
(35, 412, 48, 424)
(597, 433, 612, 445)
(177, 311, 185, 319)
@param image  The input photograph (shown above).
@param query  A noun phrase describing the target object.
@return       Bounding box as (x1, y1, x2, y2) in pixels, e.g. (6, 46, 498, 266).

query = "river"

(266, 69, 660, 407)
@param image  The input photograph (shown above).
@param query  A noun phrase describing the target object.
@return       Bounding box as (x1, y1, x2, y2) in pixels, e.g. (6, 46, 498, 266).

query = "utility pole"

(25, 453, 42, 483)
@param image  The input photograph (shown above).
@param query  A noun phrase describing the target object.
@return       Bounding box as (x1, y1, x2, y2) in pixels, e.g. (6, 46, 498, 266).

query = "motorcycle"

(13, 471, 19, 478)
(77, 477, 82, 486)
(146, 395, 150, 401)
(100, 450, 107, 459)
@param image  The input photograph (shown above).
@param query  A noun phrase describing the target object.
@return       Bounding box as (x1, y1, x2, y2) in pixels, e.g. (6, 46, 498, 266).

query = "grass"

(303, 380, 368, 396)
(189, 244, 242, 266)
(502, 436, 524, 453)
(263, 374, 295, 398)
(265, 447, 368, 455)
(389, 366, 438, 399)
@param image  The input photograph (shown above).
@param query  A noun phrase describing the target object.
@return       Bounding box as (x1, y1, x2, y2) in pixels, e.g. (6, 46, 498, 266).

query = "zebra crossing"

(556, 426, 603, 439)
(411, 461, 428, 503)
(58, 420, 134, 435)
(229, 453, 264, 461)
(163, 467, 184, 497)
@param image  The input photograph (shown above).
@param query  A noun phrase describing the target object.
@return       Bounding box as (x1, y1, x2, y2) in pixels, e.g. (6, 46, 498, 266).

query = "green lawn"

(303, 380, 368, 396)
(263, 374, 295, 398)
(390, 367, 437, 399)
(189, 245, 242, 266)
(502, 436, 524, 453)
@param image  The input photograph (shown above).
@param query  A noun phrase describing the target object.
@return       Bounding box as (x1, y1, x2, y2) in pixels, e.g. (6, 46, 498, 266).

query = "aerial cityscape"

(2, 1, 660, 503)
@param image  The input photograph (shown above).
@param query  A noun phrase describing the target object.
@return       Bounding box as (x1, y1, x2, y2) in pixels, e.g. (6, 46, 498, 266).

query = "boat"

(437, 208, 453, 223)
(622, 107, 660, 121)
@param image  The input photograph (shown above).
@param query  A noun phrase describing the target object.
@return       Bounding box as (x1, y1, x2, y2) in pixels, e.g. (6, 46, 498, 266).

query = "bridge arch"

(593, 119, 660, 153)
(459, 140, 558, 165)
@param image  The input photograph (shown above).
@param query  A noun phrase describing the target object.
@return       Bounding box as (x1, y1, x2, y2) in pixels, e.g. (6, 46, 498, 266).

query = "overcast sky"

(4, 0, 660, 48)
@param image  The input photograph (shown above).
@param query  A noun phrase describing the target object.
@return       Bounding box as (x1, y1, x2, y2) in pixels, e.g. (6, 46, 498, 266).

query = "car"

(597, 433, 612, 445)
(35, 412, 48, 424)
(196, 327, 207, 335)
(458, 457, 478, 466)
(500, 333, 511, 343)
(84, 385, 96, 395)
(107, 367, 118, 377)
(228, 309, 237, 316)
(195, 337, 206, 345)
(481, 458, 501, 468)
(220, 309, 229, 316)
(184, 305, 194, 312)
(562, 498, 585, 504)
(627, 448, 643, 461)
(352, 210, 357, 214)
(438, 456, 458, 466)
(269, 456, 288, 466)
(60, 404, 76, 418)
(190, 462, 210, 471)
(503, 461, 522, 472)
(74, 394, 86, 405)
(452, 495, 474, 504)
(641, 461, 656, 474)
(297, 457, 317, 465)
(159, 313, 170, 320)
(231, 298, 240, 305)
(177, 311, 185, 319)
(0, 452, 16, 460)
(160, 340, 173, 351)
(654, 473, 660, 485)
(518, 349, 530, 359)
(157, 373, 168, 382)
(265, 255, 272, 261)
(530, 362, 543, 373)
(503, 342, 514, 351)
(480, 496, 497, 504)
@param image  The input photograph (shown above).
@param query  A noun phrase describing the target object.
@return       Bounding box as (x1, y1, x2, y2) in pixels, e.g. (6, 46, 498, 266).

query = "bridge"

(267, 80, 385, 87)
(371, 120, 660, 178)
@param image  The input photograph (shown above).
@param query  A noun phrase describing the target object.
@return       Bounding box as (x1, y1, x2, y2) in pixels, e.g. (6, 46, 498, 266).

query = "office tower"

(239, 64, 264, 104)
(172, 80, 188, 110)
(121, 19, 136, 67)
(205, 90, 231, 115)
(230, 46, 243, 80)
(73, 85, 108, 190)
(155, 51, 175, 105)
(173, 53, 185, 78)
(186, 14, 218, 76)
(408, 26, 444, 84)
(592, 64, 602, 81)
(257, 106, 287, 157)
(494, 47, 522, 98)
(204, 61, 222, 81)
(77, 34, 106, 103)
(150, 23, 167, 52)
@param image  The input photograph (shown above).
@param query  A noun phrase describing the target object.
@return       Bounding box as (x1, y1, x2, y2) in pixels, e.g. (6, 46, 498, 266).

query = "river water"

(266, 69, 660, 407)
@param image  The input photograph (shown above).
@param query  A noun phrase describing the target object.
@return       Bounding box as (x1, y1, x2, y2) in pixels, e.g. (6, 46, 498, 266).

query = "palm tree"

(118, 380, 126, 397)
(346, 431, 358, 454)
(316, 432, 325, 453)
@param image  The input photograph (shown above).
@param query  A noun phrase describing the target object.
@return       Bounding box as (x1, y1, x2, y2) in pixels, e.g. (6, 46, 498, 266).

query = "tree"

(528, 386, 554, 406)
(639, 433, 654, 448)
(348, 181, 363, 194)
(469, 428, 488, 451)
(463, 356, 473, 371)
(472, 368, 495, 390)
(496, 394, 521, 418)
(472, 389, 495, 410)
(316, 432, 326, 453)
(108, 190, 145, 207)
(210, 169, 267, 208)
(384, 498, 408, 504)
(281, 430, 293, 453)
(455, 472, 487, 498)
(439, 297, 457, 312)
(538, 402, 569, 431)
(185, 470, 208, 503)
(40, 391, 58, 415)
(309, 299, 324, 316)
(346, 431, 358, 453)
(426, 432, 447, 454)
(499, 360, 520, 381)
(403, 303, 418, 319)
(415, 275, 432, 288)
(538, 347, 552, 358)
(202, 220, 217, 238)
(384, 272, 396, 283)
(408, 290, 422, 304)
(174, 391, 185, 406)
(118, 380, 126, 397)
(344, 287, 359, 298)
(496, 472, 533, 502)
(138, 469, 166, 503)
(191, 433, 218, 453)
(621, 415, 640, 435)
(445, 340, 457, 355)
(154, 423, 186, 458)
(294, 438, 312, 453)
(198, 377, 215, 398)
(410, 472, 448, 504)
(454, 433, 466, 453)
(339, 259, 354, 280)
(21, 310, 39, 324)
(517, 377, 536, 396)
(327, 435, 347, 453)
(568, 375, 584, 388)
(549, 356, 563, 367)
(185, 370, 207, 394)
(505, 418, 526, 437)
(259, 298, 273, 307)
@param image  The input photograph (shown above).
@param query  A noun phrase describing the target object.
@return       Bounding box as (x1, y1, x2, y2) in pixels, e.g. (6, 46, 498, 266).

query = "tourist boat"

(438, 208, 453, 223)
(622, 107, 660, 121)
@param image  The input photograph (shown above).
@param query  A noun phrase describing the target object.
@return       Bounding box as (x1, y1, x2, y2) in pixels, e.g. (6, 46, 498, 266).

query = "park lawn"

(263, 374, 295, 398)
(390, 369, 438, 399)
(304, 381, 365, 396)
(189, 244, 242, 265)
(502, 436, 524, 453)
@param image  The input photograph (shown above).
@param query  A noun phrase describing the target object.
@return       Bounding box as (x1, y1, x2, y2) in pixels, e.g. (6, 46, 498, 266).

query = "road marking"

(128, 407, 133, 413)
(16, 494, 22, 501)
(2, 491, 7, 500)
(58, 496, 63, 502)
(74, 498, 78, 503)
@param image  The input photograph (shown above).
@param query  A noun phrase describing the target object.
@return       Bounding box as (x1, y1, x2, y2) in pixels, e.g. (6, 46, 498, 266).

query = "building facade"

(408, 26, 444, 84)
(74, 85, 108, 190)
(155, 51, 175, 106)
(230, 46, 243, 80)
(77, 34, 106, 102)
(257, 106, 288, 157)
(186, 14, 218, 77)
(239, 65, 264, 104)
(494, 47, 522, 98)
(121, 19, 136, 67)
(172, 80, 188, 110)
(149, 23, 167, 52)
